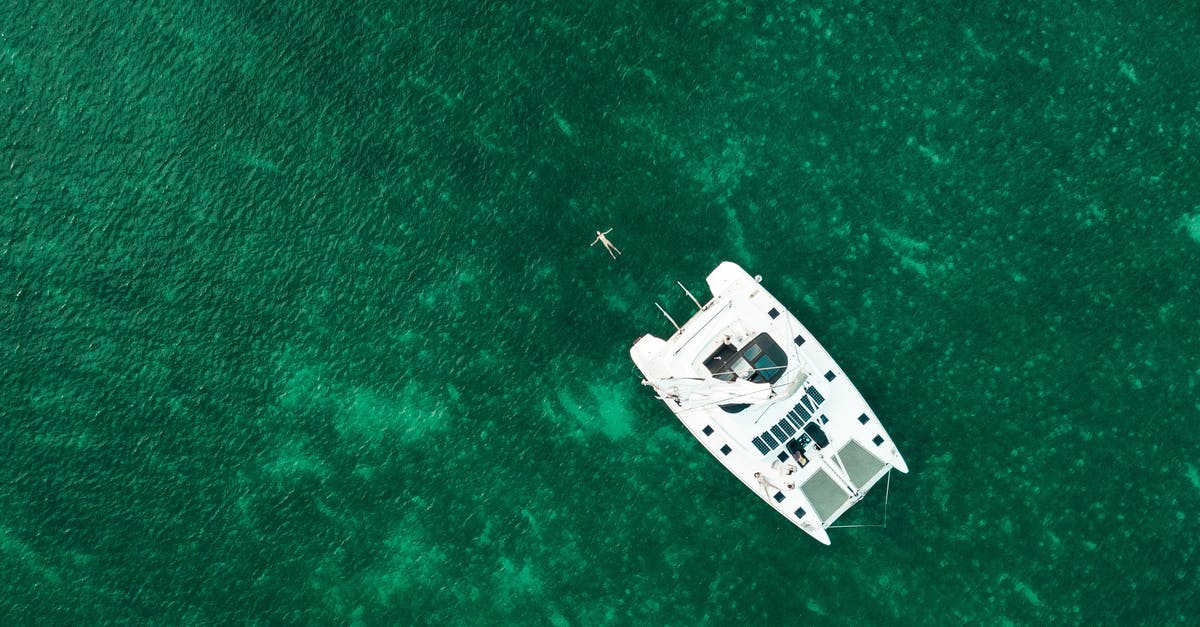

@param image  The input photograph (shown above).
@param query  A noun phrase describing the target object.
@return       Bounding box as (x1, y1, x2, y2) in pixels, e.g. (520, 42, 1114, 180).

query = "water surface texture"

(3, 1, 1199, 624)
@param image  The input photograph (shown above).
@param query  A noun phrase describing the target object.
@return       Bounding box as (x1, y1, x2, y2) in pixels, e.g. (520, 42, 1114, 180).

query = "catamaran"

(630, 262, 907, 544)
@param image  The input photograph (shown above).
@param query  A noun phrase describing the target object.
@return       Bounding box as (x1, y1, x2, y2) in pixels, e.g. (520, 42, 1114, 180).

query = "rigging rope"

(828, 468, 892, 530)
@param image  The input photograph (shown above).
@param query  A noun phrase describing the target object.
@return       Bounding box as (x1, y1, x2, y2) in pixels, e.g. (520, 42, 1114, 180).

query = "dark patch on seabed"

(2, 0, 1198, 624)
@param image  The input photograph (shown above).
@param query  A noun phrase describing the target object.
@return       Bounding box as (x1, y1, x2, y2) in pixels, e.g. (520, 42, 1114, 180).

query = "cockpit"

(703, 332, 788, 384)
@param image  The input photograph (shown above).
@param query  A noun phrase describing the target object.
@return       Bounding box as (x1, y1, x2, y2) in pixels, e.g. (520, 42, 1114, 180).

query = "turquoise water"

(3, 1, 1199, 623)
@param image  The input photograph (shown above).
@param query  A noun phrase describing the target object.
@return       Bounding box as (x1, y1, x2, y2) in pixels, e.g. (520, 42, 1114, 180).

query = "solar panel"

(808, 386, 824, 405)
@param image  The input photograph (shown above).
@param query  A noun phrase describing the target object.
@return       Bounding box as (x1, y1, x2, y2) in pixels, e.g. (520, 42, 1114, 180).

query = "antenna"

(654, 302, 681, 333)
(677, 281, 703, 310)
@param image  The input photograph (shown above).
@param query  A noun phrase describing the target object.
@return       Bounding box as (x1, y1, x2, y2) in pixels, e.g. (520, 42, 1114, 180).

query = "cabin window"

(749, 354, 780, 383)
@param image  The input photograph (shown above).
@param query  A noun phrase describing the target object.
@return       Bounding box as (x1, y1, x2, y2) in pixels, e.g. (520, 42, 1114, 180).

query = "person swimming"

(591, 228, 621, 259)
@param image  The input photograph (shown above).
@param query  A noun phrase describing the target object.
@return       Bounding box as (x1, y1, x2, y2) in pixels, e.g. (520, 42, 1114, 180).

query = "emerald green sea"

(3, 1, 1198, 624)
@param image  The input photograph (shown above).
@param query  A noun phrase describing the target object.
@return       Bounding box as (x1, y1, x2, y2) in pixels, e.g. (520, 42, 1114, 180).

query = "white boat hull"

(630, 262, 907, 544)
